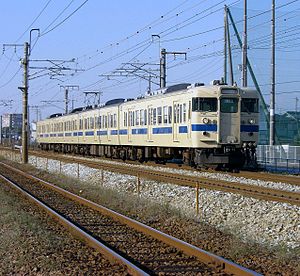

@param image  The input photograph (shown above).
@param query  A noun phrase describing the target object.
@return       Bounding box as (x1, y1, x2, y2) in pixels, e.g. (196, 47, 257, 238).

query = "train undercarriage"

(39, 143, 257, 170)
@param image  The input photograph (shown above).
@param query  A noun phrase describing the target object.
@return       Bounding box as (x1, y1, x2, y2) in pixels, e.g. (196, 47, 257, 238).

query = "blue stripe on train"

(132, 128, 147, 135)
(97, 130, 108, 136)
(241, 125, 259, 132)
(85, 131, 94, 136)
(191, 124, 217, 131)
(119, 129, 128, 135)
(179, 126, 188, 133)
(152, 127, 172, 134)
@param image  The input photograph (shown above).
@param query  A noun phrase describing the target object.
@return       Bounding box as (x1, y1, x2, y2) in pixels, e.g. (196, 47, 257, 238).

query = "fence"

(257, 145, 300, 174)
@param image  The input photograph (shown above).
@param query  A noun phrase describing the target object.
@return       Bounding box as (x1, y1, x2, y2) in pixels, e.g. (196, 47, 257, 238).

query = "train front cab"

(191, 86, 243, 168)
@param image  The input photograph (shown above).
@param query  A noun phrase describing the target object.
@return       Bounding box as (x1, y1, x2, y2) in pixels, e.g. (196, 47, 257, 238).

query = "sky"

(0, 0, 299, 122)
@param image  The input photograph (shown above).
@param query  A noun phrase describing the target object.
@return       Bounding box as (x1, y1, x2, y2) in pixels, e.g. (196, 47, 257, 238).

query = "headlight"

(202, 117, 210, 124)
(248, 119, 255, 124)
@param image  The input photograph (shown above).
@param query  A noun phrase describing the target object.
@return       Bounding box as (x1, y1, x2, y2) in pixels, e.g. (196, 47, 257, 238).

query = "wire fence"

(257, 145, 300, 174)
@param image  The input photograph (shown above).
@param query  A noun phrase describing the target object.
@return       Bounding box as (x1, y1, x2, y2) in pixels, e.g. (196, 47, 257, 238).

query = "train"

(36, 81, 259, 170)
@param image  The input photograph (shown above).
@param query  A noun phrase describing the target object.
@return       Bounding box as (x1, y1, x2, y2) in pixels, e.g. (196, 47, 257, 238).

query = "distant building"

(1, 113, 22, 145)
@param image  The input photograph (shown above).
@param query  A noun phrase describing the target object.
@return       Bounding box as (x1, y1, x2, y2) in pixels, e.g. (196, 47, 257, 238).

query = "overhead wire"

(40, 0, 89, 37)
(15, 0, 53, 43)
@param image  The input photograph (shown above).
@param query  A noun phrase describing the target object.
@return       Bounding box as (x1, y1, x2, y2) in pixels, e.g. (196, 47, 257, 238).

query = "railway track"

(2, 146, 299, 186)
(0, 161, 260, 276)
(23, 150, 300, 206)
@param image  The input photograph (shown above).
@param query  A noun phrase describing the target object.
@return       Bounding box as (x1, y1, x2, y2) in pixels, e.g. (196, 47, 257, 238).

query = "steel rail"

(28, 151, 300, 206)
(0, 161, 261, 276)
(228, 171, 300, 187)
(0, 172, 148, 276)
(2, 146, 299, 186)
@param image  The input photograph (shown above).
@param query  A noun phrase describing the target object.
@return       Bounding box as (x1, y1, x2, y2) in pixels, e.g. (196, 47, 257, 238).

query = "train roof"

(40, 82, 258, 123)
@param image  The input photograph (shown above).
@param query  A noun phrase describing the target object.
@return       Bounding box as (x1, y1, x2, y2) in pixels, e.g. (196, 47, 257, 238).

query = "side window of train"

(174, 105, 177, 123)
(183, 103, 187, 122)
(90, 117, 94, 129)
(157, 107, 162, 124)
(192, 98, 217, 112)
(123, 112, 126, 127)
(153, 108, 157, 125)
(135, 110, 139, 126)
(144, 110, 147, 126)
(113, 114, 117, 128)
(132, 111, 135, 126)
(168, 106, 172, 124)
(176, 104, 180, 123)
(140, 110, 144, 125)
(163, 106, 168, 124)
(148, 108, 152, 125)
(241, 98, 259, 113)
(179, 104, 183, 123)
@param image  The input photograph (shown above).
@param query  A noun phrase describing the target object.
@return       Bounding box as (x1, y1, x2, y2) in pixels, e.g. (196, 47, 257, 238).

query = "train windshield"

(220, 98, 238, 113)
(192, 97, 217, 112)
(241, 98, 259, 113)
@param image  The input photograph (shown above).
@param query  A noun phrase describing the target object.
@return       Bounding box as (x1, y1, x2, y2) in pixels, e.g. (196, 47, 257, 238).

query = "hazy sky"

(0, 0, 299, 121)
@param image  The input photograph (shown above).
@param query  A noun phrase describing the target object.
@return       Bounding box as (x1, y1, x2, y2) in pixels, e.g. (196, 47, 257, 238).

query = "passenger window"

(157, 107, 162, 124)
(153, 108, 157, 125)
(90, 117, 94, 129)
(140, 110, 144, 125)
(148, 108, 152, 125)
(179, 104, 183, 123)
(168, 106, 172, 124)
(192, 98, 217, 112)
(113, 114, 117, 127)
(163, 106, 168, 124)
(136, 110, 139, 126)
(144, 110, 147, 125)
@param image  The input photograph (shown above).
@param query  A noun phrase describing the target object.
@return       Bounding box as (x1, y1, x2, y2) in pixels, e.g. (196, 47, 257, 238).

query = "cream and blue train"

(36, 82, 259, 169)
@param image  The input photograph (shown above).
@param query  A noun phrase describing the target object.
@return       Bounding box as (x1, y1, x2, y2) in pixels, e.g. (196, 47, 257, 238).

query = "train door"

(219, 97, 240, 144)
(147, 105, 153, 141)
(173, 101, 179, 142)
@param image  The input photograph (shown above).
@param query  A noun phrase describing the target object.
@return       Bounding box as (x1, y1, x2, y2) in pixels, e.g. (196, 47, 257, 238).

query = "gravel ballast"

(19, 154, 300, 250)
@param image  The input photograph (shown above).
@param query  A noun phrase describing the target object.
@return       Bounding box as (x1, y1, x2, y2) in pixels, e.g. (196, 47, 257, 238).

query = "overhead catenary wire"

(2, 1, 295, 115)
(15, 0, 53, 43)
(40, 0, 89, 37)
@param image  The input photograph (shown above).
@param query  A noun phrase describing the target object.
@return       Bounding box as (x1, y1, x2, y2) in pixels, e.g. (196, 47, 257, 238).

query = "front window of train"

(241, 98, 259, 113)
(220, 98, 238, 113)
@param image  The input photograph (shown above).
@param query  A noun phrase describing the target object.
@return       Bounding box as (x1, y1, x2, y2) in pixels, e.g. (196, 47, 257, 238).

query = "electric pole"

(61, 85, 79, 114)
(242, 0, 248, 87)
(160, 48, 187, 88)
(270, 0, 275, 145)
(224, 6, 228, 84)
(20, 42, 29, 163)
